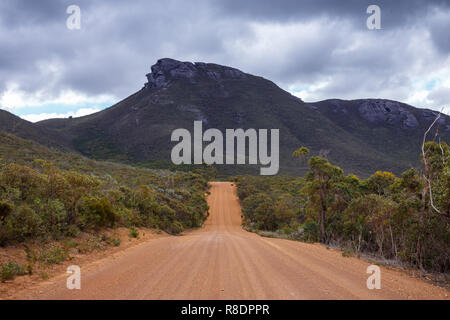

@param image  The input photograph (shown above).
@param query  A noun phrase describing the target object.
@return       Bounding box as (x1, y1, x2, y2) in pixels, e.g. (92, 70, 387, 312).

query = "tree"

(365, 171, 396, 196)
(307, 156, 344, 243)
(292, 146, 310, 169)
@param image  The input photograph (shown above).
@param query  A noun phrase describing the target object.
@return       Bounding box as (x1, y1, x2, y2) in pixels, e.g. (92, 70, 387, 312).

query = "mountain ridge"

(1, 58, 449, 177)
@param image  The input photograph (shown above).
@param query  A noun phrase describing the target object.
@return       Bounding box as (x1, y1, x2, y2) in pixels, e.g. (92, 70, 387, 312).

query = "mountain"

(2, 58, 449, 177)
(0, 109, 69, 150)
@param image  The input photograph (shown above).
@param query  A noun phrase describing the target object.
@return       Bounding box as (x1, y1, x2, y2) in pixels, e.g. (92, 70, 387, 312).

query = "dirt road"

(15, 182, 448, 299)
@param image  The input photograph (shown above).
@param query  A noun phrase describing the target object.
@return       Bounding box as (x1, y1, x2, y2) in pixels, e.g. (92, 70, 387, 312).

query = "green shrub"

(5, 204, 42, 241)
(302, 219, 319, 242)
(167, 221, 184, 235)
(0, 163, 46, 201)
(38, 199, 68, 239)
(128, 227, 139, 238)
(65, 224, 80, 237)
(282, 225, 294, 235)
(117, 207, 143, 227)
(0, 200, 13, 220)
(109, 238, 121, 246)
(78, 197, 116, 230)
(1, 261, 26, 282)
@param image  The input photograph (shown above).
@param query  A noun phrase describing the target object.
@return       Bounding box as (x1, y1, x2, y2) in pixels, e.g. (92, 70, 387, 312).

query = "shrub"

(38, 199, 69, 239)
(167, 221, 184, 235)
(0, 200, 13, 220)
(109, 238, 121, 246)
(1, 261, 26, 282)
(5, 205, 42, 241)
(0, 163, 46, 201)
(117, 207, 143, 227)
(129, 227, 139, 238)
(302, 219, 319, 242)
(282, 225, 294, 235)
(66, 224, 80, 237)
(78, 197, 116, 230)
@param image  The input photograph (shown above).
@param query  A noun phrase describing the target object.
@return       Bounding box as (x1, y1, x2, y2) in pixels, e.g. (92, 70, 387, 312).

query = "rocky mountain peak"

(144, 58, 246, 89)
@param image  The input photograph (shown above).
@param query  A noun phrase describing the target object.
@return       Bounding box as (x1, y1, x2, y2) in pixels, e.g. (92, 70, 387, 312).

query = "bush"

(0, 200, 13, 220)
(5, 205, 42, 241)
(282, 225, 294, 235)
(108, 238, 121, 246)
(128, 227, 139, 238)
(117, 207, 143, 227)
(1, 261, 26, 282)
(302, 219, 319, 242)
(38, 199, 69, 239)
(167, 221, 184, 235)
(0, 201, 13, 246)
(78, 197, 116, 230)
(0, 163, 46, 201)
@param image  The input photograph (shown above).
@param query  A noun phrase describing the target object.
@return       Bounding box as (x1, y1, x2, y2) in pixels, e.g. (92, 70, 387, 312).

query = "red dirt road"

(14, 182, 449, 299)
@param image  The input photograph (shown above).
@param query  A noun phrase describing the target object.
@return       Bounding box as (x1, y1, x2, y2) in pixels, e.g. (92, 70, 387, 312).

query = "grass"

(25, 244, 71, 266)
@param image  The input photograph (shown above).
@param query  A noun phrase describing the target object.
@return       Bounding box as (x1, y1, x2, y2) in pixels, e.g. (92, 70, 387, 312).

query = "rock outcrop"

(358, 99, 419, 128)
(144, 58, 246, 89)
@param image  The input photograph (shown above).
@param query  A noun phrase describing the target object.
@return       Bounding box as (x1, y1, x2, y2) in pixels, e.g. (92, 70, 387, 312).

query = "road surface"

(15, 182, 448, 299)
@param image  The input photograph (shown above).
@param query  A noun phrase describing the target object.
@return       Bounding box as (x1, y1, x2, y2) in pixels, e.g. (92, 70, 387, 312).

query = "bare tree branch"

(421, 110, 442, 214)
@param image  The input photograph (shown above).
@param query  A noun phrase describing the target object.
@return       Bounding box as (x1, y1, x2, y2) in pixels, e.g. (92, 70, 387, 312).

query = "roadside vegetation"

(0, 131, 214, 282)
(0, 132, 212, 278)
(235, 141, 449, 273)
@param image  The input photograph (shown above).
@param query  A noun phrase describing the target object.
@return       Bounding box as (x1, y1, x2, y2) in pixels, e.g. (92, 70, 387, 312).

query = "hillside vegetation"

(235, 142, 449, 273)
(0, 131, 213, 247)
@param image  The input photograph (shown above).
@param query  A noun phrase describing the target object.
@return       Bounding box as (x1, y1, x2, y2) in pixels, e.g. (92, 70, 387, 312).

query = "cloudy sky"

(0, 0, 449, 122)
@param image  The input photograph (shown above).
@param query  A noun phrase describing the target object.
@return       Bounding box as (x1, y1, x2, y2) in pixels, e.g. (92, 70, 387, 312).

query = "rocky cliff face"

(144, 58, 246, 89)
(358, 99, 420, 128)
(311, 98, 449, 131)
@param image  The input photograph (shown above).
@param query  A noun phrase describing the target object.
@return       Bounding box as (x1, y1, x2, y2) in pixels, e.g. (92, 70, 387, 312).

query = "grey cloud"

(0, 0, 449, 112)
(214, 0, 450, 27)
(427, 8, 450, 53)
(427, 87, 450, 107)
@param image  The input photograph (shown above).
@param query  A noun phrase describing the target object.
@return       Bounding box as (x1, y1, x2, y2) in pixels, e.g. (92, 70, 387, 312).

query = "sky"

(0, 0, 449, 122)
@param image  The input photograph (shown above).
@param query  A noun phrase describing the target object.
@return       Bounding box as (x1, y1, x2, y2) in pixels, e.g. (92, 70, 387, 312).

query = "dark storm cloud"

(0, 0, 65, 27)
(215, 0, 450, 28)
(0, 0, 449, 115)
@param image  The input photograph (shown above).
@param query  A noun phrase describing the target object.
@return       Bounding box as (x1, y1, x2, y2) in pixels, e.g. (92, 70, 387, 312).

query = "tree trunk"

(389, 225, 397, 259)
(320, 201, 326, 243)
